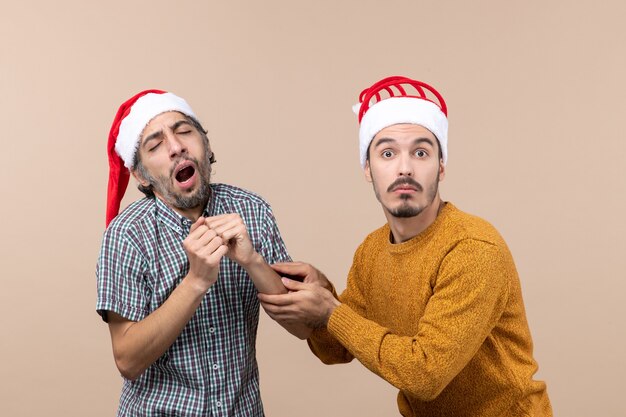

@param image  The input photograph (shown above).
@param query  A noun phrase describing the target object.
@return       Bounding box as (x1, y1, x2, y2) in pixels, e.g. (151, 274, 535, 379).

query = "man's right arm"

(105, 218, 227, 380)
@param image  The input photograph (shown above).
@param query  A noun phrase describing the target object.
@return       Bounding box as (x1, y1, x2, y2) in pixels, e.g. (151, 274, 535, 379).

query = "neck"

(154, 193, 210, 222)
(385, 195, 443, 243)
(174, 205, 205, 222)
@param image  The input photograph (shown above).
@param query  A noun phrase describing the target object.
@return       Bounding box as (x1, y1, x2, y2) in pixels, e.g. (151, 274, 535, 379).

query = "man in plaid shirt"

(96, 90, 308, 416)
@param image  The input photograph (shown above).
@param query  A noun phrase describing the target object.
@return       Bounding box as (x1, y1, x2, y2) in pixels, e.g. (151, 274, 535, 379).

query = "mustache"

(387, 177, 423, 193)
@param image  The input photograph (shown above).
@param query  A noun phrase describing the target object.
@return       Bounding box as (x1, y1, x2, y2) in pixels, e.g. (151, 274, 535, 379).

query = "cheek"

(145, 158, 172, 180)
(369, 165, 390, 183)
(369, 172, 390, 194)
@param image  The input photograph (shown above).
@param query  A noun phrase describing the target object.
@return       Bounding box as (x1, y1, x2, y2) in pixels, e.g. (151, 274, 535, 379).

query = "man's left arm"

(329, 239, 512, 401)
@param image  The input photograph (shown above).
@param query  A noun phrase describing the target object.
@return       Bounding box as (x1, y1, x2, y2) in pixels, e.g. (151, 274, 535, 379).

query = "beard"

(373, 172, 440, 218)
(141, 147, 213, 211)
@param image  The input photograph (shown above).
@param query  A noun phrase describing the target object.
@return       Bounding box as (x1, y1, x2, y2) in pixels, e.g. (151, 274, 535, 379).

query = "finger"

(199, 244, 228, 267)
(270, 262, 309, 275)
(209, 221, 238, 238)
(205, 213, 232, 223)
(205, 214, 239, 230)
(199, 235, 225, 256)
(218, 224, 248, 243)
(210, 218, 246, 239)
(188, 224, 211, 240)
(281, 278, 310, 292)
(194, 228, 218, 248)
(209, 244, 229, 261)
(257, 292, 293, 306)
(189, 216, 205, 233)
(260, 303, 293, 319)
(261, 306, 279, 320)
(260, 302, 280, 315)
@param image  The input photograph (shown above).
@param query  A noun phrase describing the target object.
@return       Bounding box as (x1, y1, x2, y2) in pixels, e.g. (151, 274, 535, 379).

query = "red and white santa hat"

(353, 76, 448, 168)
(106, 89, 197, 226)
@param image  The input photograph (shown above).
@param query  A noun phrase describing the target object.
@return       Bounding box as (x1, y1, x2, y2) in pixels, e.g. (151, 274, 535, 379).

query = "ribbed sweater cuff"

(327, 304, 367, 348)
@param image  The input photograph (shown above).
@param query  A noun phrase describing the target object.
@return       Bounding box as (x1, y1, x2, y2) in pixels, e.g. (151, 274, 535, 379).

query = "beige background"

(1, 1, 624, 416)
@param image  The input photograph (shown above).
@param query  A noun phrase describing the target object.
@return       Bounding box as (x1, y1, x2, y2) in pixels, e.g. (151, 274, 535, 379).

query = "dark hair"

(132, 115, 215, 198)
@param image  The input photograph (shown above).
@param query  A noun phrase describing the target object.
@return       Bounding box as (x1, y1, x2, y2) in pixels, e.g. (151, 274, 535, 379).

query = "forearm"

(241, 252, 287, 294)
(326, 303, 490, 402)
(244, 255, 312, 336)
(110, 277, 208, 380)
(325, 304, 448, 400)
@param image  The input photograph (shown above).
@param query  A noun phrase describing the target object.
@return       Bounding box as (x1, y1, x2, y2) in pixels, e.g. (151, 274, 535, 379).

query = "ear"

(438, 159, 446, 182)
(131, 169, 149, 187)
(364, 160, 373, 183)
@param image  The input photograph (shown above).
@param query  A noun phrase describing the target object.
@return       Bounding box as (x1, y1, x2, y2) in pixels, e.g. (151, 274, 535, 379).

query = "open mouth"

(173, 161, 197, 185)
(176, 166, 195, 183)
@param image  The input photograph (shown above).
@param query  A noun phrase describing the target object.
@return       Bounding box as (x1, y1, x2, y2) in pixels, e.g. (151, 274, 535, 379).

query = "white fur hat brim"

(356, 97, 448, 168)
(114, 92, 196, 168)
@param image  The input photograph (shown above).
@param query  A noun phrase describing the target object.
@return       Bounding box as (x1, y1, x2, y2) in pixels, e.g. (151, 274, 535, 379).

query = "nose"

(165, 131, 187, 158)
(397, 153, 413, 177)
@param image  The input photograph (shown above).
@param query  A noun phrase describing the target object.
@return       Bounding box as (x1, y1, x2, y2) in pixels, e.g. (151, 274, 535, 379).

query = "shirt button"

(216, 401, 222, 407)
(213, 364, 219, 370)
(209, 327, 215, 334)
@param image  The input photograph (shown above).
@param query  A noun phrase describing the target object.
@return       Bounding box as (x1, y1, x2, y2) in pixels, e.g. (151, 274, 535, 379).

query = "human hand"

(182, 217, 228, 291)
(270, 262, 333, 291)
(258, 278, 340, 329)
(205, 213, 256, 267)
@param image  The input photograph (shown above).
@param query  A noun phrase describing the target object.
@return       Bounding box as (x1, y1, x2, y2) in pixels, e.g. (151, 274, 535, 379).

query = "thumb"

(190, 216, 204, 233)
(281, 277, 307, 291)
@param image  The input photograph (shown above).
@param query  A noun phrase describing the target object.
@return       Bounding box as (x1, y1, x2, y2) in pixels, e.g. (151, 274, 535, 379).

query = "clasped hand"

(258, 262, 340, 329)
(183, 214, 256, 290)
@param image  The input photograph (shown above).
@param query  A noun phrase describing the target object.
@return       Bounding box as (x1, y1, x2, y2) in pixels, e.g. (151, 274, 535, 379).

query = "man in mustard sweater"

(258, 76, 552, 416)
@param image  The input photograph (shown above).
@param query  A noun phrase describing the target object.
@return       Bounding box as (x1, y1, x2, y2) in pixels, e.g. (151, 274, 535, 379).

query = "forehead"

(373, 123, 437, 144)
(141, 111, 189, 138)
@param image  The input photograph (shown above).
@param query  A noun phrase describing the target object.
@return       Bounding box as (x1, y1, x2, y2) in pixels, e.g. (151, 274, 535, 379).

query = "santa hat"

(106, 89, 197, 226)
(353, 76, 448, 168)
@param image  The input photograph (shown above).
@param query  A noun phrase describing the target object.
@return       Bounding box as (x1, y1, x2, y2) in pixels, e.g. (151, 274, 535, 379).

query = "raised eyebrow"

(413, 137, 436, 148)
(372, 137, 435, 148)
(372, 137, 397, 148)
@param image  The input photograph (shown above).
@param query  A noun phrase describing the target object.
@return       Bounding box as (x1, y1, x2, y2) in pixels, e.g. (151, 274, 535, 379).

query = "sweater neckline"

(385, 202, 453, 253)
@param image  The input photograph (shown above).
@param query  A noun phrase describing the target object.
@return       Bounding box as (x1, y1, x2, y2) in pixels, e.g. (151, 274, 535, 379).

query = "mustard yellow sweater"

(308, 203, 552, 417)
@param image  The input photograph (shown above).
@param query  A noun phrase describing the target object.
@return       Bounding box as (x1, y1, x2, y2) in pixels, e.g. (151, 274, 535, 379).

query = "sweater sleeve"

(326, 239, 511, 401)
(307, 244, 369, 364)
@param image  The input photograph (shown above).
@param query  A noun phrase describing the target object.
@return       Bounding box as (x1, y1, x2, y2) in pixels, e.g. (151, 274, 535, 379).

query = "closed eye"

(149, 141, 162, 152)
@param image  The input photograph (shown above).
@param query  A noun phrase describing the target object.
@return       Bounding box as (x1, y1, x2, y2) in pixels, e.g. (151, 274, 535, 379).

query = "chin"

(385, 203, 423, 218)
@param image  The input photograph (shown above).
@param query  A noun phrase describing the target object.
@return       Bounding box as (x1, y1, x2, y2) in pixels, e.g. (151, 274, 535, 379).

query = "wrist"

(324, 298, 341, 325)
(240, 251, 264, 270)
(183, 272, 214, 295)
(318, 272, 334, 292)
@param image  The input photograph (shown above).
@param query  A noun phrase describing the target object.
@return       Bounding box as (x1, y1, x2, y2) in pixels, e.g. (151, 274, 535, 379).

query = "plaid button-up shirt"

(96, 183, 290, 416)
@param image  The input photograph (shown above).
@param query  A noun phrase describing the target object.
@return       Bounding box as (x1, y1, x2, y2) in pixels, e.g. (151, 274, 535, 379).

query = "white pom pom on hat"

(106, 89, 196, 226)
(353, 76, 448, 168)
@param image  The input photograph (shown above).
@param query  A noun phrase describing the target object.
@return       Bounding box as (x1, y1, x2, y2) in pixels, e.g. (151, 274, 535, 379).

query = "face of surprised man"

(365, 123, 445, 220)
